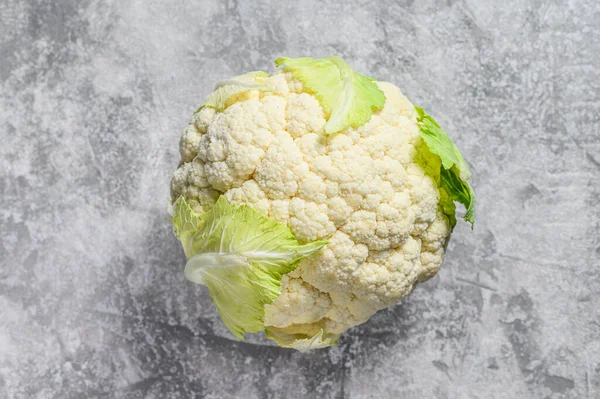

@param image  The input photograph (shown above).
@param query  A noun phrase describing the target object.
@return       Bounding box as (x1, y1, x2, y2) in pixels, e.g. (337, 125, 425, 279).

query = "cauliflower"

(169, 56, 475, 350)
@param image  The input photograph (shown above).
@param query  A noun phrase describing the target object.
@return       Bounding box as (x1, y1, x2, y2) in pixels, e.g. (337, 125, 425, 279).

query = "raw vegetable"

(170, 55, 475, 350)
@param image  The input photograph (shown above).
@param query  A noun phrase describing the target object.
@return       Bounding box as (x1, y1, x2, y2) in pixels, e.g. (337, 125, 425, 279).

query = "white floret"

(286, 93, 327, 138)
(254, 131, 309, 199)
(170, 158, 219, 213)
(179, 124, 203, 163)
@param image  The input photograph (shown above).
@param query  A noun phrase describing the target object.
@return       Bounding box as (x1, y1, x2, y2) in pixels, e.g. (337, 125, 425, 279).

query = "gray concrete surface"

(1, 0, 599, 398)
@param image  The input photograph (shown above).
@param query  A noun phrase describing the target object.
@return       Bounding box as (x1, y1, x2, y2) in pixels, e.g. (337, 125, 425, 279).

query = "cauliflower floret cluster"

(170, 56, 474, 350)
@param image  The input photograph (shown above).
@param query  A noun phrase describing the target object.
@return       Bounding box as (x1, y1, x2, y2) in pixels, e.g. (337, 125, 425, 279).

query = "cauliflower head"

(169, 56, 475, 350)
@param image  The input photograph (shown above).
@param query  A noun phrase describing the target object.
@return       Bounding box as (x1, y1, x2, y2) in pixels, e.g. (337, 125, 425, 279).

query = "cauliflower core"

(171, 72, 452, 339)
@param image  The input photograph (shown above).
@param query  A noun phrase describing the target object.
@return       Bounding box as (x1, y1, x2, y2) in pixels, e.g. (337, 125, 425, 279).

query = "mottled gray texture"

(1, 0, 599, 398)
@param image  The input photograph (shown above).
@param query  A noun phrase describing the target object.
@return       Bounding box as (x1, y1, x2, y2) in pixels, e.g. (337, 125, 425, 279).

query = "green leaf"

(275, 56, 385, 134)
(173, 196, 328, 339)
(265, 328, 339, 352)
(171, 196, 206, 259)
(438, 187, 458, 229)
(440, 167, 475, 226)
(198, 71, 270, 112)
(415, 106, 475, 227)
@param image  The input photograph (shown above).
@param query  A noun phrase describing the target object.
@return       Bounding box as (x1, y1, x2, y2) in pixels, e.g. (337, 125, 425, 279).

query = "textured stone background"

(1, 0, 599, 398)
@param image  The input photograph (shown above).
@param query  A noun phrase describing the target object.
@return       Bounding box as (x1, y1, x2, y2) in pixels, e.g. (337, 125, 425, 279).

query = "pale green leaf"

(171, 196, 205, 259)
(275, 56, 385, 134)
(440, 166, 476, 225)
(198, 71, 270, 112)
(174, 196, 327, 339)
(415, 106, 475, 227)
